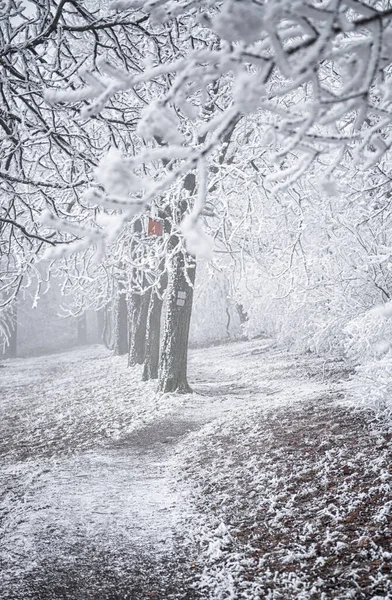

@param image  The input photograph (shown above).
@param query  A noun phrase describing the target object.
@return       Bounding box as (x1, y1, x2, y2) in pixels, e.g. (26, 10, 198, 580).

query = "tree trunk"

(128, 288, 151, 366)
(236, 303, 249, 324)
(113, 284, 128, 355)
(77, 312, 87, 345)
(157, 249, 196, 394)
(143, 289, 164, 381)
(3, 303, 17, 358)
(96, 306, 105, 344)
(102, 304, 114, 350)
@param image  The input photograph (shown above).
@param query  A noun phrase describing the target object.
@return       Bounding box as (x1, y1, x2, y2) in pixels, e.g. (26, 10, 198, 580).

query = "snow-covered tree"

(3, 0, 392, 395)
(52, 0, 392, 250)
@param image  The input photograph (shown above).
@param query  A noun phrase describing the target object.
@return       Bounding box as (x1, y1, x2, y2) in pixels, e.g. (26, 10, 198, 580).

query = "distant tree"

(0, 301, 17, 358)
(77, 312, 87, 345)
(0, 0, 152, 345)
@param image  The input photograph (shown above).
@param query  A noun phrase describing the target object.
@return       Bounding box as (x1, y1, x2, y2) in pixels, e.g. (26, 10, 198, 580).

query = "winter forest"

(1, 0, 392, 598)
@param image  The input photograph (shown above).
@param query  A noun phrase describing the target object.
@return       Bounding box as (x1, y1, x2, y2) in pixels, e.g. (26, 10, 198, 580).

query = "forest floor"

(0, 338, 391, 599)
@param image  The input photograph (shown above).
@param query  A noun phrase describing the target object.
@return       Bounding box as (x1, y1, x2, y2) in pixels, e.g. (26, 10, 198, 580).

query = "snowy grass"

(174, 342, 392, 600)
(0, 344, 188, 460)
(1, 339, 390, 599)
(0, 344, 195, 600)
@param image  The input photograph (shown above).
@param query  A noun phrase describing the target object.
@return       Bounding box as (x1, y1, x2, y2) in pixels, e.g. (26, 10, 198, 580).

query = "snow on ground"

(177, 340, 392, 600)
(0, 338, 391, 599)
(0, 345, 196, 599)
(0, 344, 187, 460)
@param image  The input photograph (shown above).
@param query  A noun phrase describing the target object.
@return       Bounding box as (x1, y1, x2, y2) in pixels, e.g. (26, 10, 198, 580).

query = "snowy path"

(0, 339, 349, 599)
(0, 346, 196, 599)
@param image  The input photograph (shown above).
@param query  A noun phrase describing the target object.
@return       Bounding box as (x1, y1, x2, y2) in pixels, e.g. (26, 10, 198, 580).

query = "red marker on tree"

(147, 218, 163, 236)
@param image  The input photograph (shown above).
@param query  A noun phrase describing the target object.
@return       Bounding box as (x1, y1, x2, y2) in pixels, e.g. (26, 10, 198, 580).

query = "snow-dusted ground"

(0, 346, 196, 599)
(178, 341, 392, 600)
(0, 339, 391, 599)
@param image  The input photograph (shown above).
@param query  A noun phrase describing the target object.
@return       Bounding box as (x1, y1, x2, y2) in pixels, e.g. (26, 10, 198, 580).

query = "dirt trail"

(0, 339, 342, 600)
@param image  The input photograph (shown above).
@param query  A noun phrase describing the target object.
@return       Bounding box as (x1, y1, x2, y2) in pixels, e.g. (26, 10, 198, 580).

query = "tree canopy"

(2, 0, 392, 396)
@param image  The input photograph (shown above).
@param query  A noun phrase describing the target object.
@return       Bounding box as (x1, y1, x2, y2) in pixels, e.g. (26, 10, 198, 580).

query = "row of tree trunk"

(103, 246, 196, 394)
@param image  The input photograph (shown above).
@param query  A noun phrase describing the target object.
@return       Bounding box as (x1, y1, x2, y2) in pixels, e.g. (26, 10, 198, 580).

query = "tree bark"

(142, 278, 166, 380)
(113, 283, 128, 355)
(128, 287, 151, 366)
(102, 304, 114, 350)
(157, 248, 196, 394)
(236, 303, 249, 324)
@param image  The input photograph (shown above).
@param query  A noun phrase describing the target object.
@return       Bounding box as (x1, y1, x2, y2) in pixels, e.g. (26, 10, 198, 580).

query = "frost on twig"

(180, 158, 214, 259)
(137, 101, 185, 145)
(95, 148, 146, 198)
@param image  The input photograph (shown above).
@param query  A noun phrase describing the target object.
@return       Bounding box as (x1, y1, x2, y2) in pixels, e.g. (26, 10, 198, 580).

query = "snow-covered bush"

(344, 303, 392, 362)
(190, 261, 242, 347)
(235, 266, 352, 355)
(344, 303, 392, 415)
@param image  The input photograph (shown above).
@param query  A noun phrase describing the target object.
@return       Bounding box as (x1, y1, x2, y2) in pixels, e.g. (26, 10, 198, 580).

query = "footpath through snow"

(0, 339, 391, 599)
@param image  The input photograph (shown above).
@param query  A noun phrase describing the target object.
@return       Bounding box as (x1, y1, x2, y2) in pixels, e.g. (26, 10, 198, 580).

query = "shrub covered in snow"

(344, 303, 392, 415)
